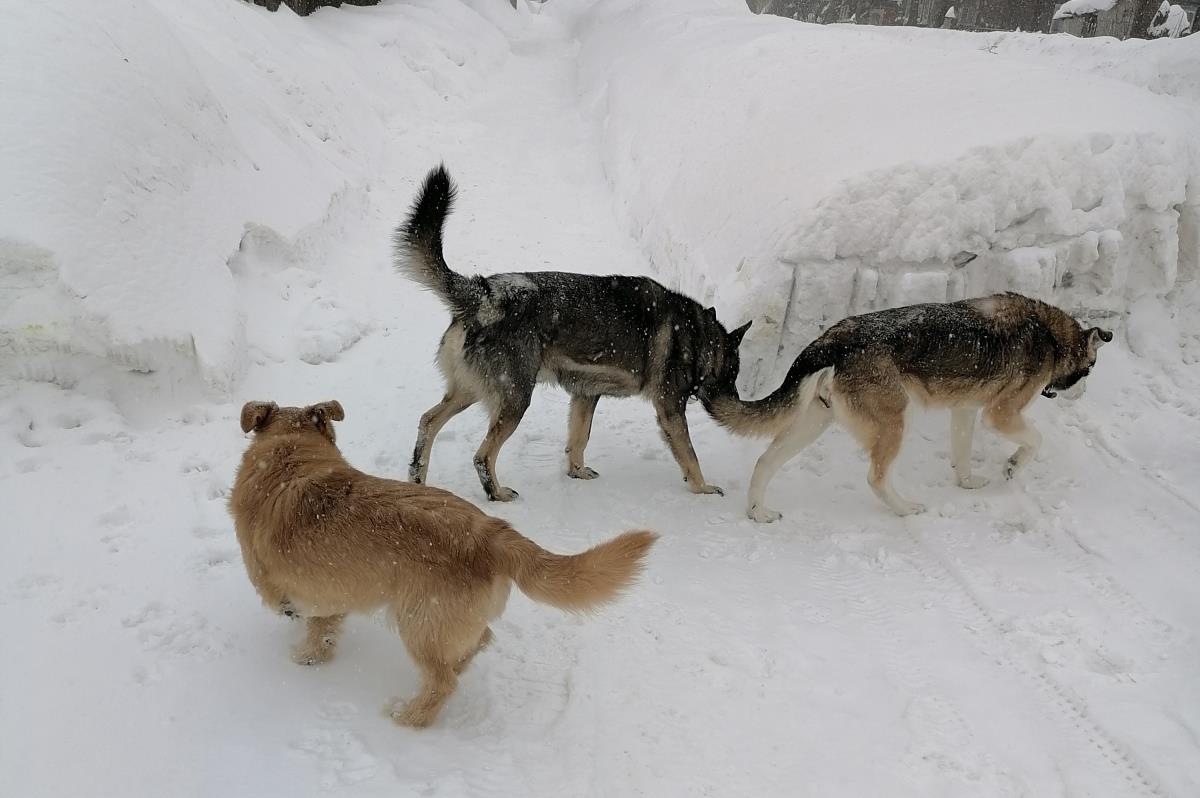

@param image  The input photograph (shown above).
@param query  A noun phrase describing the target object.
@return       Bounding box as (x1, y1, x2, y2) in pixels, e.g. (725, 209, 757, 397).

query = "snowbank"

(570, 0, 1200, 391)
(0, 0, 512, 389)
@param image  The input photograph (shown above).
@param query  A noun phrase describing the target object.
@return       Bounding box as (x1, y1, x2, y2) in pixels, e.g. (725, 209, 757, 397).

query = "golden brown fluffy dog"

(229, 400, 656, 728)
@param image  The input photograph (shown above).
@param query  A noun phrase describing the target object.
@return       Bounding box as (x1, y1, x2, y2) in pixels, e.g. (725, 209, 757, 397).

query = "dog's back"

(813, 294, 1054, 404)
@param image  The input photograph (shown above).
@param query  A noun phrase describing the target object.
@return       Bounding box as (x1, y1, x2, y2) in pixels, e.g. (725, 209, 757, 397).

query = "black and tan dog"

(396, 165, 750, 501)
(705, 293, 1113, 520)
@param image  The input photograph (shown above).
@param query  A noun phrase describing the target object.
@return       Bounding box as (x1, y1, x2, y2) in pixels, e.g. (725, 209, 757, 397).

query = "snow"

(573, 0, 1200, 391)
(1054, 0, 1119, 20)
(0, 0, 512, 389)
(3, 1, 1200, 797)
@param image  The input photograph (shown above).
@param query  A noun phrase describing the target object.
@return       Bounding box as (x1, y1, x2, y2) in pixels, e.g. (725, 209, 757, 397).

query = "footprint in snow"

(121, 601, 231, 661)
(290, 702, 387, 790)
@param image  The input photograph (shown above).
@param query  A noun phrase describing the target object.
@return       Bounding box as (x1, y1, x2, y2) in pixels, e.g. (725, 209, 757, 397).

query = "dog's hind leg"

(866, 421, 923, 516)
(453, 627, 494, 675)
(292, 615, 345, 666)
(388, 604, 488, 728)
(388, 650, 459, 728)
(474, 393, 532, 501)
(565, 394, 600, 479)
(950, 408, 988, 489)
(984, 406, 1042, 480)
(410, 386, 475, 484)
(746, 410, 833, 523)
(653, 396, 722, 495)
(842, 391, 923, 516)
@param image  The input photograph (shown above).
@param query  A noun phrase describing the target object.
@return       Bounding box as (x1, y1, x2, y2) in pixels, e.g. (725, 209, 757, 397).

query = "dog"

(395, 165, 751, 501)
(228, 399, 656, 728)
(703, 293, 1113, 520)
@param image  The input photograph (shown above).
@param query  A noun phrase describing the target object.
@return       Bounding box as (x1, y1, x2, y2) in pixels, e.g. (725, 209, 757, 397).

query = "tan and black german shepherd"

(704, 293, 1113, 520)
(229, 399, 656, 727)
(396, 165, 750, 501)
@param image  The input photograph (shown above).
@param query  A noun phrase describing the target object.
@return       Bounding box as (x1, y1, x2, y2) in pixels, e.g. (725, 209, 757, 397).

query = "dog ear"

(727, 320, 752, 347)
(240, 401, 277, 433)
(705, 306, 718, 319)
(1087, 327, 1113, 355)
(308, 400, 345, 423)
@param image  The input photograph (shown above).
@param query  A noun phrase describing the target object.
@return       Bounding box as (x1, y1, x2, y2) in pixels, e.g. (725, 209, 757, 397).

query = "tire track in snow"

(798, 532, 1027, 795)
(1006, 482, 1182, 671)
(900, 521, 1169, 797)
(1062, 413, 1200, 517)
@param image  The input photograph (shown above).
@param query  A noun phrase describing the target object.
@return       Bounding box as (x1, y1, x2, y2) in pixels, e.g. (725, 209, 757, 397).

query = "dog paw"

(690, 483, 724, 496)
(489, 487, 519, 502)
(384, 697, 433, 728)
(956, 475, 989, 490)
(748, 505, 782, 523)
(1004, 455, 1020, 480)
(292, 642, 335, 666)
(567, 465, 599, 480)
(891, 501, 926, 517)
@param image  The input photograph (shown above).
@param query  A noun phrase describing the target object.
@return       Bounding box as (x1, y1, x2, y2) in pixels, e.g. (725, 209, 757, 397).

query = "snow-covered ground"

(2, 1, 1198, 796)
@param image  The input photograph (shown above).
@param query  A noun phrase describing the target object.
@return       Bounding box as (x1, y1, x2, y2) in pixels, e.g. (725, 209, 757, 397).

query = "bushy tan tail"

(491, 527, 657, 613)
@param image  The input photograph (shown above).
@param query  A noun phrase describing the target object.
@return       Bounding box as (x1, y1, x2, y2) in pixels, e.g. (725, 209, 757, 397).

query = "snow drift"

(0, 0, 513, 389)
(571, 0, 1200, 392)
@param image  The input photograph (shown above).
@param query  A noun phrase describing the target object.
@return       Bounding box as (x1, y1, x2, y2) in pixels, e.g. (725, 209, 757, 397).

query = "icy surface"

(1, 2, 1199, 797)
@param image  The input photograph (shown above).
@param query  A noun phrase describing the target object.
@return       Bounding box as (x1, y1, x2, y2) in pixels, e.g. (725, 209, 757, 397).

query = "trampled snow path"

(2, 7, 1199, 798)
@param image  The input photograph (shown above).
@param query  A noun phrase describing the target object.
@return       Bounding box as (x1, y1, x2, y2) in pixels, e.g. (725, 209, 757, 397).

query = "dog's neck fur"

(231, 432, 348, 528)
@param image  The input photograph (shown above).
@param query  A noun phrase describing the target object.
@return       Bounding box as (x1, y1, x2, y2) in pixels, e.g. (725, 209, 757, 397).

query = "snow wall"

(571, 0, 1200, 392)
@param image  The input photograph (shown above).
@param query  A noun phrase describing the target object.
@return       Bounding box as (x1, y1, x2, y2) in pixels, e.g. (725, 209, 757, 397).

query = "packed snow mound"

(0, 0, 512, 390)
(570, 0, 1200, 391)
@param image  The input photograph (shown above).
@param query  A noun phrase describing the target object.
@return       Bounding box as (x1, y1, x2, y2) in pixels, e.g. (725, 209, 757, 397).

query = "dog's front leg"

(239, 544, 293, 616)
(950, 408, 988, 489)
(565, 394, 601, 479)
(984, 407, 1042, 479)
(654, 398, 722, 495)
(292, 615, 345, 666)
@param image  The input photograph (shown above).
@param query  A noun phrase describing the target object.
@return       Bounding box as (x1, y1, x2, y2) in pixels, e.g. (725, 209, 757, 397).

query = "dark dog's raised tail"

(394, 165, 474, 313)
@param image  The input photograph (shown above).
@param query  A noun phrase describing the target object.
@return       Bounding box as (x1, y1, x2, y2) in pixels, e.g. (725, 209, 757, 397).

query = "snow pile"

(0, 0, 512, 390)
(571, 0, 1200, 391)
(1053, 0, 1118, 20)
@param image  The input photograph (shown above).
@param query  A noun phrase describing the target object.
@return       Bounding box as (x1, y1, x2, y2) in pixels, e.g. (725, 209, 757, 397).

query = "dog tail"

(704, 350, 835, 439)
(491, 526, 658, 613)
(393, 164, 475, 313)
